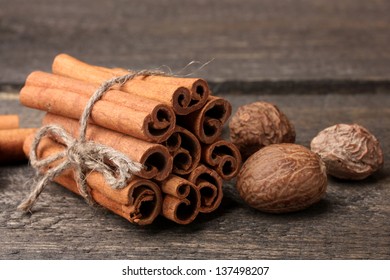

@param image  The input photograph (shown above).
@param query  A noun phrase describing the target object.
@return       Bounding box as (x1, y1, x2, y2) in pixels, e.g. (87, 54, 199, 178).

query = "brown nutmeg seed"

(229, 101, 295, 161)
(236, 143, 327, 213)
(311, 124, 384, 180)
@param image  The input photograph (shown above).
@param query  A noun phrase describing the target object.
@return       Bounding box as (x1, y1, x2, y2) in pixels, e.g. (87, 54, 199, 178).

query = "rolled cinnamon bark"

(20, 83, 175, 143)
(42, 113, 173, 181)
(163, 126, 201, 175)
(25, 71, 175, 143)
(0, 115, 19, 130)
(55, 171, 162, 226)
(98, 66, 210, 113)
(160, 175, 200, 225)
(187, 164, 223, 213)
(52, 54, 209, 115)
(97, 66, 210, 112)
(177, 96, 232, 144)
(23, 134, 162, 226)
(0, 128, 36, 164)
(202, 140, 242, 180)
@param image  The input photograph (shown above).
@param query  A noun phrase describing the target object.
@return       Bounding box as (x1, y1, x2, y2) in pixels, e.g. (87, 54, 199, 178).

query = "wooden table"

(0, 0, 389, 259)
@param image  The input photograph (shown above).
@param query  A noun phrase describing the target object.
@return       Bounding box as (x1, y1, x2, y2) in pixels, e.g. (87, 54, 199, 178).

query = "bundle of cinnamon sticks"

(20, 54, 241, 225)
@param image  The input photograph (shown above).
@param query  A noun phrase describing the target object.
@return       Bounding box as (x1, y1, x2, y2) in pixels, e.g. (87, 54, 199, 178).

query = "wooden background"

(0, 0, 389, 259)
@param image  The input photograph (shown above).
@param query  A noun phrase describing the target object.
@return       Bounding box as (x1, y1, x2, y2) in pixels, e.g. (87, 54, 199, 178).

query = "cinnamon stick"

(20, 84, 175, 143)
(23, 135, 162, 225)
(0, 128, 36, 164)
(52, 54, 209, 115)
(163, 126, 201, 175)
(160, 175, 200, 225)
(97, 66, 210, 114)
(202, 140, 242, 180)
(177, 96, 232, 144)
(0, 115, 19, 130)
(187, 164, 223, 213)
(25, 71, 175, 143)
(42, 113, 173, 181)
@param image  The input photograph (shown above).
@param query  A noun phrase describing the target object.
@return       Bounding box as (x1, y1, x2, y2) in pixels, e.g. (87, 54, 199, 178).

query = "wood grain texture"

(0, 84, 389, 259)
(1, 0, 390, 84)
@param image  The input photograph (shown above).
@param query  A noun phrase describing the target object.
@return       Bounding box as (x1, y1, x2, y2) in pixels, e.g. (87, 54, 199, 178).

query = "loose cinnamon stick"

(0, 128, 36, 164)
(0, 115, 19, 130)
(42, 113, 173, 181)
(25, 71, 175, 143)
(23, 135, 162, 225)
(160, 175, 200, 225)
(163, 126, 201, 175)
(52, 54, 209, 115)
(20, 84, 175, 143)
(202, 140, 242, 180)
(187, 164, 223, 213)
(177, 96, 232, 144)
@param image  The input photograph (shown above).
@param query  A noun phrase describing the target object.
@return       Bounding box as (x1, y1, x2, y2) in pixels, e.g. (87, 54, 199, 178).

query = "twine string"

(18, 70, 167, 213)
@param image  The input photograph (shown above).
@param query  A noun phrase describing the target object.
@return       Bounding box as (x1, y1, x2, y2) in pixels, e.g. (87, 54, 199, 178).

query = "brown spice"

(177, 96, 232, 144)
(201, 139, 242, 180)
(23, 134, 162, 225)
(99, 66, 210, 114)
(42, 113, 173, 181)
(311, 124, 384, 180)
(26, 71, 176, 143)
(236, 143, 327, 213)
(163, 125, 201, 175)
(0, 128, 36, 164)
(187, 164, 223, 213)
(160, 175, 200, 224)
(229, 101, 295, 161)
(17, 53, 239, 224)
(20, 84, 175, 143)
(0, 115, 19, 130)
(52, 54, 209, 115)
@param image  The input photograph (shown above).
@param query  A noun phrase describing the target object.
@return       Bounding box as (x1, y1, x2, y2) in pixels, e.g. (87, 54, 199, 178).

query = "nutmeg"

(236, 143, 327, 213)
(311, 124, 384, 180)
(229, 101, 295, 161)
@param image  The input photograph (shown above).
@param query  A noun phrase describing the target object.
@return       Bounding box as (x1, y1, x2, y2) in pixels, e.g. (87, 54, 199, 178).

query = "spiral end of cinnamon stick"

(202, 140, 242, 180)
(164, 126, 201, 175)
(172, 83, 209, 115)
(139, 145, 173, 181)
(144, 105, 176, 143)
(188, 164, 223, 213)
(189, 78, 210, 109)
(200, 98, 232, 144)
(127, 180, 162, 226)
(160, 176, 200, 225)
(178, 97, 232, 144)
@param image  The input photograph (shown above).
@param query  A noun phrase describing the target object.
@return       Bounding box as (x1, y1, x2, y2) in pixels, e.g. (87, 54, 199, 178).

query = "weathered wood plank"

(1, 85, 389, 259)
(1, 0, 390, 84)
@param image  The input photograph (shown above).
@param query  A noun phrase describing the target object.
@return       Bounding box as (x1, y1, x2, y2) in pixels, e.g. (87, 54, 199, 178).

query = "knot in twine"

(18, 70, 167, 213)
